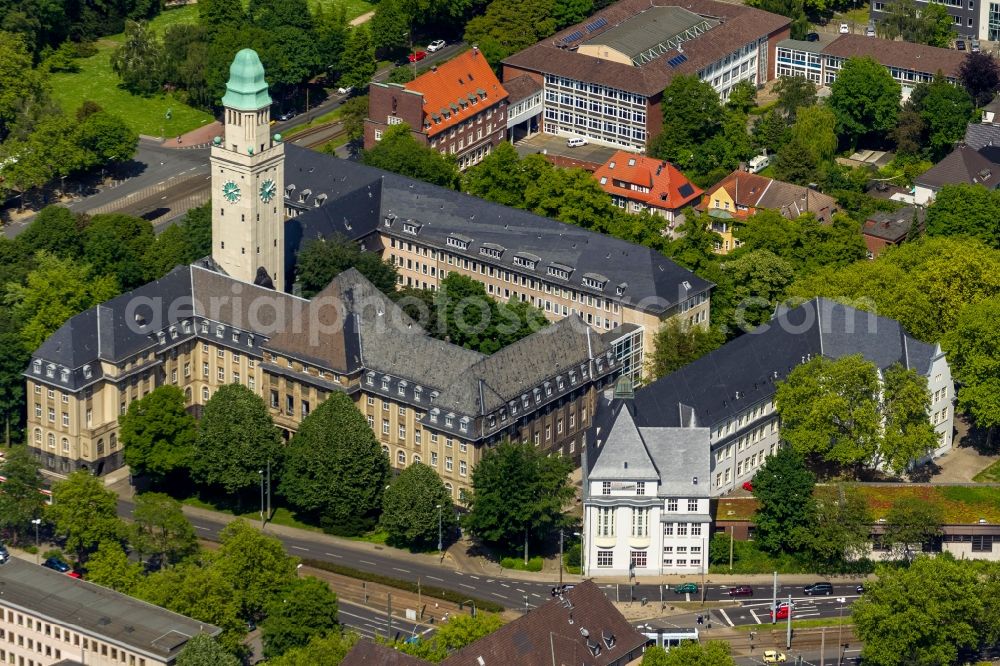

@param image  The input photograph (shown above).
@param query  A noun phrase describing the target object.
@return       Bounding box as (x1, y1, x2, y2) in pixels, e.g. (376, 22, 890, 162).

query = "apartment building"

(501, 0, 790, 150)
(0, 558, 219, 666)
(613, 297, 954, 497)
(582, 386, 712, 577)
(776, 34, 965, 101)
(364, 48, 508, 171)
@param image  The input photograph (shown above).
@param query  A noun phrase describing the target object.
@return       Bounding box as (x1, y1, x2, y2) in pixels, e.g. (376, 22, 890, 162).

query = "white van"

(566, 137, 588, 147)
(748, 153, 770, 173)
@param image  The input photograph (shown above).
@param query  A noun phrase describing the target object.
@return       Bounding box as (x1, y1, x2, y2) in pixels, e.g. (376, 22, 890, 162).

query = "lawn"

(833, 4, 871, 26)
(973, 459, 1000, 483)
(181, 496, 324, 533)
(734, 616, 853, 632)
(312, 0, 375, 21)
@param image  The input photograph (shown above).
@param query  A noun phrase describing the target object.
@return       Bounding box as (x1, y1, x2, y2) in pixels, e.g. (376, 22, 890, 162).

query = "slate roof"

(343, 639, 431, 665)
(501, 74, 543, 104)
(440, 580, 646, 666)
(963, 122, 1000, 150)
(915, 144, 1000, 190)
(593, 151, 703, 211)
(285, 145, 712, 315)
(501, 0, 790, 97)
(0, 558, 219, 660)
(404, 48, 508, 137)
(589, 404, 660, 481)
(630, 297, 938, 429)
(822, 34, 965, 78)
(862, 207, 924, 242)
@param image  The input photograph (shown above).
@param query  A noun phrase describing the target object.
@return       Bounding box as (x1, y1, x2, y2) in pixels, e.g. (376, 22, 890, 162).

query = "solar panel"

(585, 17, 608, 32)
(667, 54, 688, 68)
(678, 183, 695, 197)
(563, 30, 585, 43)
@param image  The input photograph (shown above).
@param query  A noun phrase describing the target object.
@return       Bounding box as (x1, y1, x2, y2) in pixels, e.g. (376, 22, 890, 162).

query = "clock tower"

(211, 48, 285, 291)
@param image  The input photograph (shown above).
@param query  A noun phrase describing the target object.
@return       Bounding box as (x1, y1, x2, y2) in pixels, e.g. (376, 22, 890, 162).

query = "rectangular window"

(398, 424, 406, 440)
(973, 535, 994, 552)
(667, 499, 678, 512)
(688, 499, 698, 512)
(446, 456, 453, 471)
(460, 461, 467, 476)
(597, 507, 615, 537)
(631, 507, 648, 537)
(636, 482, 645, 496)
(691, 523, 702, 536)
(677, 523, 689, 536)
(367, 396, 375, 406)
(630, 550, 647, 569)
(597, 550, 613, 567)
(431, 452, 438, 466)
(382, 419, 390, 435)
(602, 481, 611, 495)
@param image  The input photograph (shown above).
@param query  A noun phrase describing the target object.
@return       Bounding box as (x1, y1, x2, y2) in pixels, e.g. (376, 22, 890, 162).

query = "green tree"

(176, 634, 240, 666)
(772, 135, 819, 184)
(47, 470, 126, 563)
(338, 95, 368, 142)
(650, 75, 725, 168)
(15, 206, 83, 258)
(380, 462, 458, 549)
(213, 520, 299, 621)
(918, 2, 955, 47)
(279, 393, 389, 536)
(892, 106, 926, 157)
(789, 105, 837, 163)
(395, 613, 505, 661)
(180, 201, 213, 260)
(0, 31, 49, 141)
(726, 79, 757, 113)
(314, 5, 348, 75)
(829, 57, 901, 148)
(959, 51, 1000, 106)
(131, 492, 198, 566)
(751, 446, 815, 554)
(653, 640, 736, 665)
(944, 296, 1000, 438)
(463, 0, 557, 67)
(925, 184, 1000, 247)
(853, 557, 984, 666)
(370, 0, 411, 53)
(722, 249, 795, 329)
(120, 385, 197, 483)
(198, 0, 246, 39)
(136, 563, 245, 654)
(776, 355, 882, 472)
(774, 75, 817, 122)
(83, 213, 156, 290)
(799, 485, 872, 569)
(881, 364, 939, 474)
(294, 235, 398, 298)
(110, 20, 164, 95)
(0, 446, 46, 544)
(266, 631, 358, 666)
(642, 645, 671, 666)
(464, 441, 573, 559)
(147, 224, 193, 279)
(84, 541, 143, 593)
(192, 384, 282, 498)
(884, 497, 944, 556)
(75, 110, 138, 167)
(262, 577, 340, 658)
(362, 123, 461, 189)
(338, 24, 376, 89)
(463, 142, 528, 207)
(752, 107, 790, 154)
(918, 74, 974, 160)
(646, 319, 722, 379)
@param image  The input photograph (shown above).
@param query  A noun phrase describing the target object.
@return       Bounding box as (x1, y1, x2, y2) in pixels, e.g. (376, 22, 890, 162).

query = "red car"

(742, 481, 753, 492)
(770, 603, 793, 620)
(408, 51, 427, 62)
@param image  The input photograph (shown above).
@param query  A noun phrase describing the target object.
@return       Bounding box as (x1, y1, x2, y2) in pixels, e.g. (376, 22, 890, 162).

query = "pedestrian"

(697, 614, 703, 625)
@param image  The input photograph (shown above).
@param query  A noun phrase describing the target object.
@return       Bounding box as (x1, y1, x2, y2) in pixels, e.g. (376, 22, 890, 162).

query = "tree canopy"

(751, 446, 815, 554)
(130, 492, 198, 567)
(295, 234, 398, 298)
(176, 634, 241, 666)
(361, 123, 461, 189)
(828, 57, 901, 148)
(381, 462, 459, 549)
(120, 385, 197, 484)
(262, 577, 340, 658)
(925, 183, 1000, 248)
(47, 470, 126, 562)
(943, 296, 1000, 434)
(646, 319, 722, 380)
(0, 446, 46, 545)
(959, 51, 1000, 106)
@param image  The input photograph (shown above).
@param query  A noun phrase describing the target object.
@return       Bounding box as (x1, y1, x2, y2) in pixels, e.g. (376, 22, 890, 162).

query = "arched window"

(397, 450, 406, 467)
(97, 439, 105, 455)
(185, 387, 192, 403)
(382, 445, 390, 456)
(444, 482, 454, 498)
(61, 438, 69, 452)
(34, 428, 41, 443)
(413, 454, 422, 464)
(202, 387, 210, 401)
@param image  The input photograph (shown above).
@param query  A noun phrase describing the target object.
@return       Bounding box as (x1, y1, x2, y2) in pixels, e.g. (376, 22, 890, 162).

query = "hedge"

(302, 558, 505, 613)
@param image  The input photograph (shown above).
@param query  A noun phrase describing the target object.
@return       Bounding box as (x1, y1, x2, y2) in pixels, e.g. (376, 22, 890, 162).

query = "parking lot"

(513, 133, 619, 169)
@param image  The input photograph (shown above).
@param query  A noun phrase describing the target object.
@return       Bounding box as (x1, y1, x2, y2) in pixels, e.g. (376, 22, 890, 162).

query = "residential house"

(501, 0, 790, 150)
(592, 151, 702, 232)
(364, 47, 509, 171)
(862, 206, 925, 258)
(913, 143, 1000, 205)
(0, 557, 220, 666)
(582, 381, 712, 577)
(699, 170, 838, 253)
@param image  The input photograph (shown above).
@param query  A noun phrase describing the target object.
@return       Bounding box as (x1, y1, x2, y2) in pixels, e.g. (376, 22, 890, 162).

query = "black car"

(42, 556, 71, 573)
(956, 40, 967, 51)
(804, 582, 833, 596)
(856, 583, 866, 594)
(805, 32, 820, 41)
(278, 111, 297, 121)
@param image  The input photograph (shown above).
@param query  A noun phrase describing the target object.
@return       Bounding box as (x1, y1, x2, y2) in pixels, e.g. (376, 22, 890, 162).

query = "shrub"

(500, 556, 543, 572)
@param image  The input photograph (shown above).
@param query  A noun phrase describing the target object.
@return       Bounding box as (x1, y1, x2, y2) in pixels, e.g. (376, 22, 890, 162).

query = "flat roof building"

(0, 558, 220, 666)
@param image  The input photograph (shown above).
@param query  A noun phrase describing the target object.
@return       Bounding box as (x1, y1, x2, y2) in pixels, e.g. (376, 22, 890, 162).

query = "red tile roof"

(593, 151, 702, 210)
(700, 170, 838, 222)
(405, 48, 508, 138)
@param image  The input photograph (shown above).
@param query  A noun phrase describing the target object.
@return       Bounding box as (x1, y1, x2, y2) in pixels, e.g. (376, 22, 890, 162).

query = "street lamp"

(31, 518, 41, 564)
(837, 597, 847, 665)
(559, 529, 565, 586)
(436, 504, 444, 560)
(258, 469, 265, 529)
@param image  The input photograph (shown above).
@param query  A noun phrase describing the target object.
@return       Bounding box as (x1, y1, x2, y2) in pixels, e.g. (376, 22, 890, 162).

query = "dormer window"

(430, 408, 440, 424)
(446, 235, 471, 250)
(480, 243, 505, 259)
(533, 388, 541, 403)
(596, 358, 604, 372)
(366, 372, 375, 386)
(200, 321, 209, 334)
(169, 326, 178, 339)
(582, 273, 608, 290)
(545, 381, 553, 396)
(402, 222, 420, 235)
(510, 401, 519, 415)
(445, 414, 454, 428)
(46, 364, 55, 378)
(60, 368, 69, 383)
(181, 320, 191, 333)
(557, 377, 565, 391)
(215, 325, 224, 338)
(414, 386, 423, 401)
(488, 415, 496, 428)
(513, 252, 540, 270)
(381, 377, 390, 390)
(459, 417, 469, 433)
(616, 282, 628, 296)
(398, 381, 407, 396)
(521, 394, 530, 408)
(248, 334, 254, 347)
(232, 331, 239, 343)
(569, 370, 577, 384)
(82, 365, 92, 379)
(547, 263, 572, 279)
(33, 360, 41, 374)
(157, 332, 166, 344)
(430, 390, 440, 401)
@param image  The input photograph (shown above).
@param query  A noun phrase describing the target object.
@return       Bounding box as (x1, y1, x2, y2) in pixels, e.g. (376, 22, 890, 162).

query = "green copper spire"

(221, 49, 272, 111)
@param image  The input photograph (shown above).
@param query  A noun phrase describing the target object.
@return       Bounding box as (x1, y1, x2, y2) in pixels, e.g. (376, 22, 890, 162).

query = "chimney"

(472, 45, 479, 55)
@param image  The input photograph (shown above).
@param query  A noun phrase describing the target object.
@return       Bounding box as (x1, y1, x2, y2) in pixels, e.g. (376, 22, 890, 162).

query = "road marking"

(393, 568, 410, 574)
(501, 583, 510, 588)
(195, 526, 210, 531)
(427, 576, 443, 582)
(492, 592, 508, 600)
(324, 552, 343, 558)
(460, 583, 475, 590)
(291, 546, 309, 551)
(532, 593, 542, 598)
(717, 608, 735, 627)
(750, 609, 761, 624)
(360, 560, 376, 565)
(516, 588, 526, 593)
(454, 571, 463, 576)
(469, 575, 480, 580)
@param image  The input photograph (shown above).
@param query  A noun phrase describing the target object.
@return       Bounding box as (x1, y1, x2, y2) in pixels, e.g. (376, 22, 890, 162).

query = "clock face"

(259, 178, 277, 203)
(222, 180, 241, 203)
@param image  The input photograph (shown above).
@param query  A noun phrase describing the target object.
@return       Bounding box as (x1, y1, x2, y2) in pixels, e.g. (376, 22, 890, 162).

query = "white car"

(839, 22, 850, 33)
(566, 137, 588, 147)
(763, 650, 787, 664)
(337, 86, 353, 96)
(427, 39, 446, 53)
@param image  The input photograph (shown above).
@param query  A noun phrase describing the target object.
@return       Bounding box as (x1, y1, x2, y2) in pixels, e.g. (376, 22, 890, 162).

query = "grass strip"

(302, 558, 505, 613)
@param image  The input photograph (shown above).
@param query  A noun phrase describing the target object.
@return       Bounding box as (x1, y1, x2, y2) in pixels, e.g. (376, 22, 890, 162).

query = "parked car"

(0, 544, 9, 564)
(763, 650, 788, 664)
(866, 25, 876, 37)
(770, 604, 791, 620)
(805, 32, 819, 41)
(742, 481, 753, 492)
(856, 583, 866, 594)
(727, 585, 754, 597)
(427, 39, 446, 52)
(839, 22, 850, 33)
(957, 39, 967, 51)
(567, 137, 588, 147)
(409, 51, 427, 62)
(42, 557, 81, 578)
(673, 582, 698, 594)
(747, 153, 770, 174)
(337, 86, 353, 96)
(804, 582, 834, 596)
(972, 39, 982, 52)
(278, 111, 297, 121)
